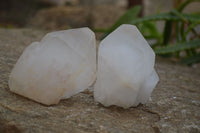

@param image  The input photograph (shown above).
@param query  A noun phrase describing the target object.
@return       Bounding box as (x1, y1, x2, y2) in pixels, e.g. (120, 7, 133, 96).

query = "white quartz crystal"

(94, 24, 159, 108)
(9, 28, 96, 105)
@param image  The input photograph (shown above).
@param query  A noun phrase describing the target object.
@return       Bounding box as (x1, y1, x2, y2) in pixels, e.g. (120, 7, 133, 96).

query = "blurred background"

(0, 0, 200, 64)
(0, 0, 199, 30)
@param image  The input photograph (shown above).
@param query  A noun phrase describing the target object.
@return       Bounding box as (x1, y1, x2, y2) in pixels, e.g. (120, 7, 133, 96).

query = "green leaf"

(171, 9, 188, 22)
(154, 39, 200, 54)
(183, 21, 200, 38)
(163, 20, 173, 45)
(137, 21, 160, 39)
(108, 6, 141, 33)
(101, 9, 200, 38)
(181, 54, 200, 64)
(175, 22, 181, 42)
(180, 22, 185, 41)
(130, 13, 200, 25)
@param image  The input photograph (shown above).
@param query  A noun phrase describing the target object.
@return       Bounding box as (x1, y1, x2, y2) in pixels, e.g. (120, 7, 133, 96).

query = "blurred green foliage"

(95, 0, 200, 64)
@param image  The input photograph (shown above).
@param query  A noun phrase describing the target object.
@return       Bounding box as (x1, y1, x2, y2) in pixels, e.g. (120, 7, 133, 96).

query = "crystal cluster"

(9, 24, 159, 107)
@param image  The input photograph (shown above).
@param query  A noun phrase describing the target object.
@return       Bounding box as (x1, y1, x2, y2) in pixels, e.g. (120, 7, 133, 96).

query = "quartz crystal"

(9, 28, 96, 105)
(94, 24, 159, 108)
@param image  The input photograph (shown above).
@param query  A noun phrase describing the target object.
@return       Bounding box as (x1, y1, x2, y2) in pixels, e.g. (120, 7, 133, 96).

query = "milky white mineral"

(9, 28, 96, 105)
(94, 24, 159, 108)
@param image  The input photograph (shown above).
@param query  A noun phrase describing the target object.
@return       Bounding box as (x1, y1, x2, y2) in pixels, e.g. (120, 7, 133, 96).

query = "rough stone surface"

(0, 28, 200, 133)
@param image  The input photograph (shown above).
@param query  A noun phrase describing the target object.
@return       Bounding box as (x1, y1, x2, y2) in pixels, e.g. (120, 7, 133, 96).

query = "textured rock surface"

(94, 25, 159, 108)
(0, 28, 200, 133)
(9, 28, 96, 105)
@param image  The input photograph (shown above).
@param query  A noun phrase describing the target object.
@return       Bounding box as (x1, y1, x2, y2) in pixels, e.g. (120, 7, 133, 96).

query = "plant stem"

(178, 0, 200, 12)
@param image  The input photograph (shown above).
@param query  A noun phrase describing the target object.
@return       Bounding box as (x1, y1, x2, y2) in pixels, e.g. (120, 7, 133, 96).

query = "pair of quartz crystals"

(9, 24, 159, 108)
